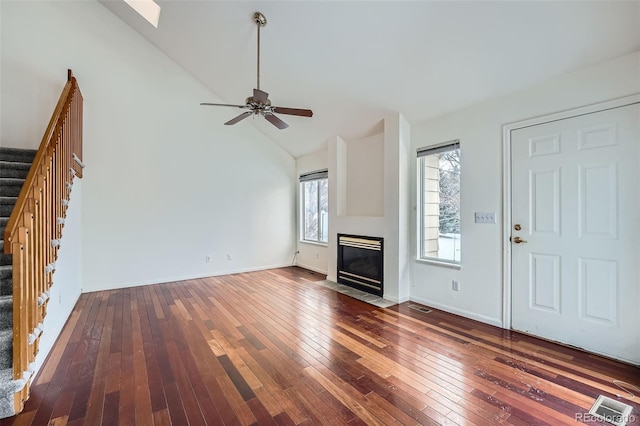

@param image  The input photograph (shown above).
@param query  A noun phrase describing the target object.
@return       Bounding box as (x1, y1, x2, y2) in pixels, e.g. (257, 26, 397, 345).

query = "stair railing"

(2, 69, 83, 413)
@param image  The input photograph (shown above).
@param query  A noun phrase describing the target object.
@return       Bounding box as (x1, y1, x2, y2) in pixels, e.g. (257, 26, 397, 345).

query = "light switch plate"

(475, 212, 496, 224)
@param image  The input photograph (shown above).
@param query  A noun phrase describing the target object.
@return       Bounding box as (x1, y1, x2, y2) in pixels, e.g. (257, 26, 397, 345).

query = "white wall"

(1, 1, 297, 292)
(296, 148, 329, 274)
(410, 52, 640, 326)
(383, 113, 411, 303)
(35, 180, 83, 375)
(346, 133, 384, 217)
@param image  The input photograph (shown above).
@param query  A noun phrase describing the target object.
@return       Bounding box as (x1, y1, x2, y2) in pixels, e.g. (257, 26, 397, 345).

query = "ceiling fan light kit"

(200, 12, 313, 129)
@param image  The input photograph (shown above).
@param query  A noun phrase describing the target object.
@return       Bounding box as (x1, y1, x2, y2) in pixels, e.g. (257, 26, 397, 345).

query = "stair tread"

(0, 162, 31, 180)
(0, 197, 18, 205)
(0, 368, 12, 382)
(0, 148, 36, 154)
(0, 161, 31, 166)
(0, 367, 22, 393)
(0, 329, 11, 347)
(0, 147, 37, 162)
(0, 162, 31, 171)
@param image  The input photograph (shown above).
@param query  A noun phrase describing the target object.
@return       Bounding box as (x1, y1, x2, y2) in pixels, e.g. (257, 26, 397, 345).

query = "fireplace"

(337, 234, 384, 296)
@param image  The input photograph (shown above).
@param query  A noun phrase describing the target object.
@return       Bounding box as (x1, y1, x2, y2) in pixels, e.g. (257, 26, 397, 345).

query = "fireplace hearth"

(337, 234, 384, 296)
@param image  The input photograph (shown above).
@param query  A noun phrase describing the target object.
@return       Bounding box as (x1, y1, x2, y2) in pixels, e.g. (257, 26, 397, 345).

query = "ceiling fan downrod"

(199, 10, 312, 129)
(254, 12, 267, 91)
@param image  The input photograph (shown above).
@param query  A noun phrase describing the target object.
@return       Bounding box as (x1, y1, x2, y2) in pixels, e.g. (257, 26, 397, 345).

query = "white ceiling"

(99, 1, 640, 158)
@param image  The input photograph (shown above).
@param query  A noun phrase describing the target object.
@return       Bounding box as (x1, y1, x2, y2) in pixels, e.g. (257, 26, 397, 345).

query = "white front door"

(511, 102, 640, 364)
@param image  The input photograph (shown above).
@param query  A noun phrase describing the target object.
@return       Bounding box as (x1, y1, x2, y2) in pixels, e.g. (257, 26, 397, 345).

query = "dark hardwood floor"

(3, 267, 638, 425)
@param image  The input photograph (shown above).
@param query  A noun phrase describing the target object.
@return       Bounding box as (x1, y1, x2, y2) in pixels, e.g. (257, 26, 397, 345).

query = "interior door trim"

(501, 94, 640, 330)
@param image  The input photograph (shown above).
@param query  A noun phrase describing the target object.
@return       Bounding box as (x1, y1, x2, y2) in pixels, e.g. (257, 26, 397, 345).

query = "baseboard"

(383, 294, 410, 304)
(408, 295, 503, 328)
(295, 263, 328, 275)
(82, 263, 293, 293)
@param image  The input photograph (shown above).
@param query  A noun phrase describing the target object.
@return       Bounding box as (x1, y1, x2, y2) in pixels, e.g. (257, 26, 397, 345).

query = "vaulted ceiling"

(99, 1, 640, 158)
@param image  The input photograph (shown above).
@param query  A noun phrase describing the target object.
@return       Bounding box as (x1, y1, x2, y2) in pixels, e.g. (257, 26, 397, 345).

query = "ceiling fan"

(200, 12, 313, 129)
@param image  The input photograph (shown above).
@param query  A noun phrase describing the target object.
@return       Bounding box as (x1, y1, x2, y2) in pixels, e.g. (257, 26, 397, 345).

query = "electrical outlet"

(206, 256, 213, 263)
(475, 212, 496, 224)
(315, 252, 320, 260)
(227, 253, 233, 261)
(452, 280, 460, 291)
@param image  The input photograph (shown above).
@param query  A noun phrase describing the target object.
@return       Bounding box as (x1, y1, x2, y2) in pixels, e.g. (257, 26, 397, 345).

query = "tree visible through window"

(418, 143, 461, 263)
(302, 177, 328, 243)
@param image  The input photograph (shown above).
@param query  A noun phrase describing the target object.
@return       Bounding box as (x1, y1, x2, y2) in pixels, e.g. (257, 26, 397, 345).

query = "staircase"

(0, 148, 36, 417)
(0, 70, 83, 418)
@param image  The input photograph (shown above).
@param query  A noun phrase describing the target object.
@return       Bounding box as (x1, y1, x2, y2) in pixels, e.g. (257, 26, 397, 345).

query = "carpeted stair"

(0, 147, 37, 417)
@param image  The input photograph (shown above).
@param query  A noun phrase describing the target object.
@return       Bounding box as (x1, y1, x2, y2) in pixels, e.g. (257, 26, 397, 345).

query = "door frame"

(501, 94, 640, 330)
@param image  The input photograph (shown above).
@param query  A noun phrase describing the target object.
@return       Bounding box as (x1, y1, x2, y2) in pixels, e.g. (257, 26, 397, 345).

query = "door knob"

(513, 236, 527, 244)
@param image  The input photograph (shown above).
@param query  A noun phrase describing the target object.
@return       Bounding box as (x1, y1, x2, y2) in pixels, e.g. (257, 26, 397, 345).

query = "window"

(417, 141, 460, 263)
(300, 170, 328, 244)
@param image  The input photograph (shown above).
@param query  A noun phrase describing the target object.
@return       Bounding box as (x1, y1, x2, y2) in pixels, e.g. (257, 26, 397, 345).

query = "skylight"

(123, 0, 161, 28)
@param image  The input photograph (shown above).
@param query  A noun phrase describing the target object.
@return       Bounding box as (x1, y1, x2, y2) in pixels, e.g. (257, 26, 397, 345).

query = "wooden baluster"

(78, 89, 84, 177)
(53, 143, 58, 245)
(49, 151, 53, 252)
(53, 145, 58, 246)
(20, 212, 34, 365)
(43, 179, 47, 301)
(47, 152, 52, 276)
(56, 143, 60, 247)
(11, 232, 26, 376)
(26, 197, 40, 344)
(59, 130, 63, 236)
(11, 229, 28, 413)
(34, 184, 45, 323)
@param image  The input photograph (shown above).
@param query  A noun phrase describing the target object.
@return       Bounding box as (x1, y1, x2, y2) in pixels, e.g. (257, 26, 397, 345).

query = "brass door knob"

(513, 236, 527, 244)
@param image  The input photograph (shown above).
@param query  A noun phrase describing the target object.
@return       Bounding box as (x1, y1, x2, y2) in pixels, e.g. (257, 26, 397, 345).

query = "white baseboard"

(295, 263, 328, 275)
(409, 295, 503, 328)
(83, 263, 293, 293)
(383, 294, 410, 303)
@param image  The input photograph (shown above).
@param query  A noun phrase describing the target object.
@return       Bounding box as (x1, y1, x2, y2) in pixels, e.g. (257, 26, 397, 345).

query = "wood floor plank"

(152, 408, 171, 426)
(5, 267, 639, 425)
(83, 301, 114, 424)
(131, 288, 154, 425)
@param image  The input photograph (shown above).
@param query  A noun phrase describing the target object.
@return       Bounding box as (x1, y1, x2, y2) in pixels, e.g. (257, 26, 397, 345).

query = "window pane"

(420, 148, 460, 263)
(303, 181, 319, 241)
(319, 179, 329, 243)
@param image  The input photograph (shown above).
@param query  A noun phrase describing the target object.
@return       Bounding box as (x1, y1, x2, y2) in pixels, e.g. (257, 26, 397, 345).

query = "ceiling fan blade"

(200, 102, 247, 108)
(264, 113, 289, 129)
(253, 89, 269, 104)
(272, 107, 313, 117)
(225, 111, 253, 125)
